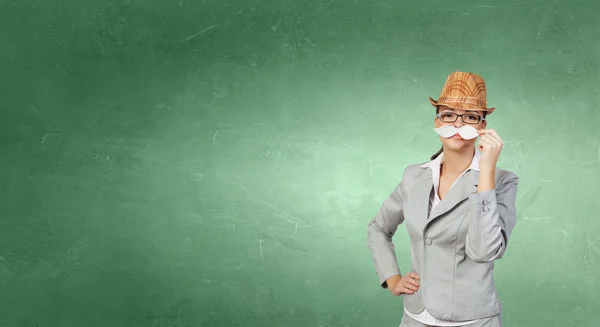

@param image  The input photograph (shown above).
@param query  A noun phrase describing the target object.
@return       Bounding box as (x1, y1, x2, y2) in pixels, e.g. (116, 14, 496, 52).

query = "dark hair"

(430, 146, 444, 160)
(430, 106, 487, 160)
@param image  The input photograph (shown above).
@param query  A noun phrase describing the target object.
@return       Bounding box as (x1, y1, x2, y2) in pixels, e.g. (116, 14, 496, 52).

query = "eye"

(442, 112, 454, 118)
(466, 115, 480, 120)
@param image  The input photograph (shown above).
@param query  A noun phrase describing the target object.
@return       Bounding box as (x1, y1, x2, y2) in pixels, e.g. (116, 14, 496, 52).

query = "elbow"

(466, 231, 507, 263)
(367, 218, 390, 240)
(467, 243, 506, 263)
(366, 220, 381, 247)
(366, 220, 376, 239)
(468, 252, 499, 264)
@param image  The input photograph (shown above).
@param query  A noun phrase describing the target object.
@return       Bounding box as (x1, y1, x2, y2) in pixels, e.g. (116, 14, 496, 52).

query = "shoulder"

(401, 161, 430, 181)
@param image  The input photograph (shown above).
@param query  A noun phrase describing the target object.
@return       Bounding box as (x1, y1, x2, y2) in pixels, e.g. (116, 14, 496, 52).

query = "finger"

(478, 129, 502, 142)
(482, 131, 501, 143)
(478, 138, 490, 151)
(480, 135, 495, 146)
(406, 274, 420, 283)
(481, 134, 502, 147)
(397, 284, 414, 294)
(404, 283, 418, 291)
(407, 278, 420, 287)
(408, 273, 420, 280)
(490, 134, 503, 145)
(481, 129, 503, 144)
(401, 284, 417, 292)
(487, 128, 499, 138)
(478, 137, 491, 148)
(482, 134, 500, 145)
(479, 128, 496, 134)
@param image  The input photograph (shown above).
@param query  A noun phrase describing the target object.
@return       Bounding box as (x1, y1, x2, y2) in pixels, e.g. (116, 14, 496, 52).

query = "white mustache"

(433, 125, 479, 140)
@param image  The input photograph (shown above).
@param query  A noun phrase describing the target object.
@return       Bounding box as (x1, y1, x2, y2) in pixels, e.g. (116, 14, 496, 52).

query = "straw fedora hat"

(429, 71, 495, 114)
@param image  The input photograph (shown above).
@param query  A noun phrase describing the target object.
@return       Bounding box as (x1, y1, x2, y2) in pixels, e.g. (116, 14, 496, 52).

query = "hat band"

(437, 96, 486, 107)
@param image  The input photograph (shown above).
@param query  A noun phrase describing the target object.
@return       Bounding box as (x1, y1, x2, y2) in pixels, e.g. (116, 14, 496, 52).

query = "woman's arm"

(466, 171, 519, 263)
(367, 179, 406, 288)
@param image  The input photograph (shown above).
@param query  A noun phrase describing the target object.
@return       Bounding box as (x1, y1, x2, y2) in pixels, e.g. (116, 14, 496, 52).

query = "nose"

(454, 117, 465, 128)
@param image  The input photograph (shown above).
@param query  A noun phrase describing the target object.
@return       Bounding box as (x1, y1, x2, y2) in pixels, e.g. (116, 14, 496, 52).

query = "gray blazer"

(367, 162, 519, 321)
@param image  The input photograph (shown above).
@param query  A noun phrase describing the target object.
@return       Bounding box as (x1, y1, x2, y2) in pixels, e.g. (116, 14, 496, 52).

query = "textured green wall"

(1, 0, 599, 326)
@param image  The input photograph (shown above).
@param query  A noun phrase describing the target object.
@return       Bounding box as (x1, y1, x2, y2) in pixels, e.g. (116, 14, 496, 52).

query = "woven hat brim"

(429, 97, 495, 115)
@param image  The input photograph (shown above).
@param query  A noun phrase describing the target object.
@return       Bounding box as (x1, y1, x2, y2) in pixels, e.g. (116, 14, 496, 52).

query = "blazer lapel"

(411, 168, 433, 231)
(426, 169, 479, 227)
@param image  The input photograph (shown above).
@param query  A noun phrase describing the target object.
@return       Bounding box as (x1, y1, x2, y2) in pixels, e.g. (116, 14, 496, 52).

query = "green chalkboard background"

(1, 0, 599, 326)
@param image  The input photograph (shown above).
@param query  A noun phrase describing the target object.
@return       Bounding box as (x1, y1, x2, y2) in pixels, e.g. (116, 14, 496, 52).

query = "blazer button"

(426, 238, 433, 245)
(482, 200, 489, 205)
(482, 207, 490, 212)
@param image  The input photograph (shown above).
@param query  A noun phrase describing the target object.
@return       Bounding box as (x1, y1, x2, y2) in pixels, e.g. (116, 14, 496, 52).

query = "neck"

(440, 146, 475, 176)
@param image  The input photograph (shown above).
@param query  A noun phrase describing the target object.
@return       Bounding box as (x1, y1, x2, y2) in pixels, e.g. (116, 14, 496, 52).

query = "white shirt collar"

(420, 148, 481, 172)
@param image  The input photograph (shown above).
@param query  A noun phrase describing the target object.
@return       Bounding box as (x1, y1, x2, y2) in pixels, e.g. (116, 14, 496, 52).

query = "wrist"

(478, 165, 495, 173)
(477, 166, 495, 189)
(386, 275, 402, 289)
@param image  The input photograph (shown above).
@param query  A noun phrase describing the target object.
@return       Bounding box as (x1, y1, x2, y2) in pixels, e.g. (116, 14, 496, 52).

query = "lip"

(451, 133, 463, 139)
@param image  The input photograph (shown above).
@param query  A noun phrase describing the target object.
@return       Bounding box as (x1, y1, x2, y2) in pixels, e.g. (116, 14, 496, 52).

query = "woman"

(367, 72, 519, 327)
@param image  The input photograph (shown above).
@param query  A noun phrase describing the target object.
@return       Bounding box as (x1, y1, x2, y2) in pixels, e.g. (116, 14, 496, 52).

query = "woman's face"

(434, 106, 487, 151)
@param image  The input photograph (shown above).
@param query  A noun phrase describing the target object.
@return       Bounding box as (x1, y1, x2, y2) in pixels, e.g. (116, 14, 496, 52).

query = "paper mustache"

(433, 125, 479, 140)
